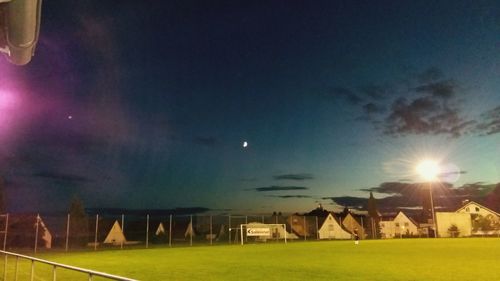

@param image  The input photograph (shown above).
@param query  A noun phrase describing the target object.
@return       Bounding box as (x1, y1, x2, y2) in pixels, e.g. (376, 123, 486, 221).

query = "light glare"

(416, 160, 440, 181)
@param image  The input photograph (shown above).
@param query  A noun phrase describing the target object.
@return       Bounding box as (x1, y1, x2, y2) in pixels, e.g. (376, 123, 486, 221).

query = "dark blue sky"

(1, 0, 499, 214)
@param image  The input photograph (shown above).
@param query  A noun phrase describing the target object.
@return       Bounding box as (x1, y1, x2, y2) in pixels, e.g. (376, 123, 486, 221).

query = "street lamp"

(416, 160, 440, 238)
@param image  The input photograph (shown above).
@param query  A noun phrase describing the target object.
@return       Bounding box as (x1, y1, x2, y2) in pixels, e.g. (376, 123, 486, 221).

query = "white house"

(318, 213, 351, 240)
(456, 201, 500, 235)
(456, 201, 500, 220)
(184, 221, 196, 238)
(435, 212, 472, 237)
(103, 220, 126, 245)
(155, 222, 166, 236)
(379, 211, 419, 238)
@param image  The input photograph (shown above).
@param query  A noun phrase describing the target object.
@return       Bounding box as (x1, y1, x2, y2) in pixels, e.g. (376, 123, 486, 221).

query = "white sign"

(246, 227, 271, 236)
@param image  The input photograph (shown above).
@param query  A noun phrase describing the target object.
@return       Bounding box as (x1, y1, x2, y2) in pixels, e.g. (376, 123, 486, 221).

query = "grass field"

(3, 238, 500, 280)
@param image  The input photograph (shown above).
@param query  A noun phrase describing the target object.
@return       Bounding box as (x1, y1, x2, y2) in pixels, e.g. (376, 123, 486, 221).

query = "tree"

(485, 183, 500, 209)
(68, 196, 89, 248)
(367, 192, 381, 239)
(341, 207, 350, 217)
(419, 186, 433, 223)
(447, 224, 459, 238)
(472, 214, 495, 232)
(367, 192, 379, 218)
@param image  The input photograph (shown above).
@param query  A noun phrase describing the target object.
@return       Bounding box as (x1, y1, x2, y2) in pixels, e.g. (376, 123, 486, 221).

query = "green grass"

(3, 238, 500, 280)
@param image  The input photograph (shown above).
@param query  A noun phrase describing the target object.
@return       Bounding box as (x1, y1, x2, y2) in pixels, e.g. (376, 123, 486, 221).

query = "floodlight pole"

(429, 182, 437, 238)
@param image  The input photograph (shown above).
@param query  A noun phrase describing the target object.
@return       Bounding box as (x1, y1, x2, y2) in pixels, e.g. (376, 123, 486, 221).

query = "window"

(404, 223, 409, 227)
(475, 207, 480, 212)
(395, 223, 400, 227)
(466, 207, 470, 212)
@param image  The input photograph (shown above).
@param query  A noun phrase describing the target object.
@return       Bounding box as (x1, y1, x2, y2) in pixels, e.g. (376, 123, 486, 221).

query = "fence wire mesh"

(0, 213, 398, 253)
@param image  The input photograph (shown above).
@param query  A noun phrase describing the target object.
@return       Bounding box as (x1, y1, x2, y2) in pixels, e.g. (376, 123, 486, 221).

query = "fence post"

(94, 214, 99, 251)
(3, 253, 7, 281)
(245, 216, 248, 243)
(316, 216, 319, 240)
(189, 215, 193, 246)
(30, 260, 34, 281)
(169, 215, 172, 247)
(65, 213, 70, 252)
(3, 214, 8, 251)
(361, 216, 364, 239)
(303, 216, 306, 241)
(14, 256, 18, 280)
(52, 265, 57, 281)
(146, 214, 149, 248)
(209, 215, 213, 245)
(121, 214, 124, 250)
(34, 214, 40, 254)
(350, 218, 353, 240)
(228, 215, 231, 244)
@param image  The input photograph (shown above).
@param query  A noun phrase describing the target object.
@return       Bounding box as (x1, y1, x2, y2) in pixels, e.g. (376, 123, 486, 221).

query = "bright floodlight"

(416, 160, 440, 181)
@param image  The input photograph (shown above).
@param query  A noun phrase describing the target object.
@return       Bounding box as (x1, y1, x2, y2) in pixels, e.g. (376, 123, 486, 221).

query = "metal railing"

(1, 250, 137, 281)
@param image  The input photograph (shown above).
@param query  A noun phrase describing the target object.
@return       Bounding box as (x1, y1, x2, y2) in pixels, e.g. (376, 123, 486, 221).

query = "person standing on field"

(354, 229, 360, 245)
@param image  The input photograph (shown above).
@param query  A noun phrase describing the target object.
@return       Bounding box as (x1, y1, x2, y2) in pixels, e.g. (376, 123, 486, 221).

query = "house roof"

(455, 201, 500, 217)
(306, 206, 330, 218)
(317, 212, 344, 227)
(379, 211, 419, 227)
(394, 211, 419, 227)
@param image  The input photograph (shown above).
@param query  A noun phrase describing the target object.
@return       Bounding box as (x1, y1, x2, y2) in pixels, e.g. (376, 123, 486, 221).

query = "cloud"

(325, 67, 500, 138)
(193, 136, 218, 146)
(266, 195, 312, 198)
(380, 68, 477, 137)
(32, 171, 91, 183)
(251, 186, 308, 192)
(322, 196, 367, 207)
(362, 102, 385, 115)
(383, 96, 473, 137)
(417, 66, 444, 83)
(361, 181, 454, 195)
(239, 177, 258, 182)
(360, 182, 422, 196)
(273, 173, 314, 181)
(359, 84, 391, 101)
(325, 87, 363, 105)
(474, 105, 500, 136)
(439, 170, 467, 177)
(326, 181, 499, 214)
(415, 80, 456, 99)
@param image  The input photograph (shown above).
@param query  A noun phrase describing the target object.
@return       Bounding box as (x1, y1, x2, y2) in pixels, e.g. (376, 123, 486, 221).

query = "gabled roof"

(103, 221, 126, 244)
(394, 211, 419, 227)
(379, 211, 419, 226)
(89, 218, 118, 242)
(455, 201, 500, 217)
(317, 212, 342, 227)
(341, 213, 364, 226)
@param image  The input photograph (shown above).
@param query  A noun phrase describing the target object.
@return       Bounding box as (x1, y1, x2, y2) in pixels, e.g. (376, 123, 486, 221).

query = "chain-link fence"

(0, 213, 371, 253)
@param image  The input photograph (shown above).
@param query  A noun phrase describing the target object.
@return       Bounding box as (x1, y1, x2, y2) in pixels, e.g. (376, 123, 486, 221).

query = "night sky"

(1, 0, 499, 214)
